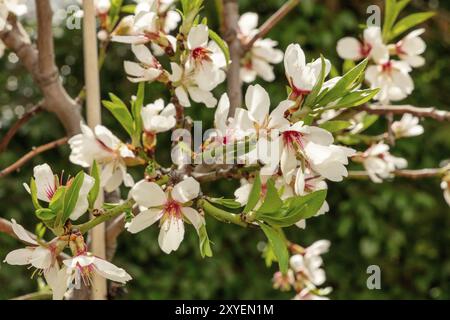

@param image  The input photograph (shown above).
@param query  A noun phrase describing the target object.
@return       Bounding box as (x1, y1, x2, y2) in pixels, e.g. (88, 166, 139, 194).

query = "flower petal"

(130, 180, 167, 207)
(172, 177, 200, 203)
(158, 217, 185, 254)
(11, 219, 38, 245)
(126, 208, 163, 234)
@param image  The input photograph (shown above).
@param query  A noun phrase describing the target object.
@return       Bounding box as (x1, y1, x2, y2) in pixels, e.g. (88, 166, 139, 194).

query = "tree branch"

(242, 0, 300, 51)
(0, 137, 68, 178)
(0, 103, 43, 153)
(362, 104, 450, 122)
(223, 0, 242, 116)
(0, 8, 82, 136)
(348, 168, 445, 180)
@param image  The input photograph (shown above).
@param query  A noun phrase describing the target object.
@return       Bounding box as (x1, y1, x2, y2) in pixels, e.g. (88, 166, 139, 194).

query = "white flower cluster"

(337, 26, 426, 104)
(272, 240, 331, 300)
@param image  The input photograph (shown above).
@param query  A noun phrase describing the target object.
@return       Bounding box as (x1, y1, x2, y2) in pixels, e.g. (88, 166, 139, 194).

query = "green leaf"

(303, 55, 326, 109)
(121, 4, 136, 14)
(198, 224, 213, 258)
(36, 208, 56, 222)
(343, 59, 356, 74)
(29, 178, 42, 209)
(102, 93, 134, 137)
(49, 187, 65, 213)
(319, 120, 352, 133)
(108, 0, 124, 29)
(208, 198, 243, 209)
(382, 0, 398, 41)
(389, 12, 435, 40)
(326, 88, 380, 110)
(257, 179, 283, 215)
(208, 29, 230, 66)
(243, 174, 262, 213)
(258, 190, 327, 227)
(88, 160, 100, 209)
(131, 83, 145, 146)
(317, 59, 368, 107)
(259, 223, 289, 274)
(61, 172, 85, 224)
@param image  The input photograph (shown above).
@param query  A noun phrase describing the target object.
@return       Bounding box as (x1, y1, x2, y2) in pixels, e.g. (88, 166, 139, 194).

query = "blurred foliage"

(0, 0, 449, 300)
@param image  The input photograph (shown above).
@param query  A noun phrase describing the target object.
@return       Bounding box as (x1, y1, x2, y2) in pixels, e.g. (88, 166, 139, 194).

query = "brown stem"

(0, 103, 43, 153)
(0, 9, 82, 136)
(0, 137, 68, 178)
(242, 0, 300, 51)
(362, 104, 450, 122)
(223, 0, 242, 116)
(348, 168, 444, 180)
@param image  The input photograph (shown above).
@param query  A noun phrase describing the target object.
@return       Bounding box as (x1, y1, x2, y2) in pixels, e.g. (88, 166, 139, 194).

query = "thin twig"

(348, 168, 444, 180)
(362, 104, 450, 122)
(0, 103, 43, 153)
(243, 0, 300, 51)
(11, 291, 52, 300)
(0, 137, 68, 178)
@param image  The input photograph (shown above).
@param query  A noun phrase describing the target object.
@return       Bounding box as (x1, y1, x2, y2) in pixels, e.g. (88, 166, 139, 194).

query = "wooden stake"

(82, 0, 107, 300)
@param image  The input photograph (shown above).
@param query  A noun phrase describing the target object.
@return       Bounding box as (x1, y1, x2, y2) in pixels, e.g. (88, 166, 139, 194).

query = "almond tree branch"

(362, 104, 450, 121)
(242, 0, 300, 51)
(0, 103, 43, 153)
(223, 0, 242, 116)
(0, 137, 68, 178)
(348, 168, 445, 180)
(0, 9, 82, 136)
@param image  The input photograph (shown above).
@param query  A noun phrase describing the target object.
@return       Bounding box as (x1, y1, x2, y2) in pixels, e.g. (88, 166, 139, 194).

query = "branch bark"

(0, 137, 68, 178)
(242, 0, 300, 51)
(223, 0, 242, 117)
(0, 7, 82, 136)
(362, 104, 450, 122)
(348, 168, 444, 180)
(0, 103, 43, 153)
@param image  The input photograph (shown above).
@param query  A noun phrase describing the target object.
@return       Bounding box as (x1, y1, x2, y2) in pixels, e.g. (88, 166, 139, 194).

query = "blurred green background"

(0, 0, 449, 299)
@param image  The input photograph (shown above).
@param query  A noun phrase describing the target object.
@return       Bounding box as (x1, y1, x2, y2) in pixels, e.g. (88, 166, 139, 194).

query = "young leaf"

(29, 178, 42, 209)
(303, 55, 326, 109)
(259, 223, 289, 274)
(36, 208, 56, 222)
(257, 179, 283, 215)
(121, 4, 136, 14)
(243, 174, 262, 213)
(61, 172, 85, 223)
(319, 120, 352, 133)
(198, 224, 213, 258)
(325, 88, 380, 110)
(102, 93, 134, 137)
(382, 0, 398, 41)
(389, 12, 435, 40)
(88, 160, 101, 209)
(133, 82, 145, 133)
(208, 198, 243, 209)
(258, 190, 327, 227)
(208, 29, 230, 66)
(317, 59, 368, 107)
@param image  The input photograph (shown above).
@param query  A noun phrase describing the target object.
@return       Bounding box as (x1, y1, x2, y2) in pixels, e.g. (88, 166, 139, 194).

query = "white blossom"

(141, 98, 176, 133)
(68, 123, 135, 192)
(365, 60, 414, 104)
(124, 44, 162, 83)
(126, 177, 205, 254)
(360, 142, 407, 183)
(391, 113, 424, 138)
(290, 240, 330, 286)
(64, 253, 132, 291)
(441, 180, 450, 207)
(393, 28, 426, 68)
(23, 163, 94, 220)
(337, 26, 389, 63)
(238, 12, 283, 83)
